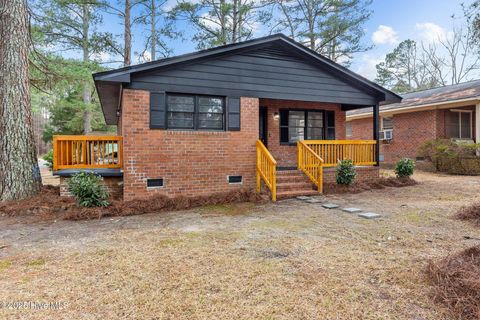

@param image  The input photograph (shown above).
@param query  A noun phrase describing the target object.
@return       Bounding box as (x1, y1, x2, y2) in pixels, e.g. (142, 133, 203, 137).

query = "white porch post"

(476, 103, 480, 155)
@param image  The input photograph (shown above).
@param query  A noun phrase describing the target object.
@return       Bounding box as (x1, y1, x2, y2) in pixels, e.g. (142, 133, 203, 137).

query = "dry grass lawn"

(1, 170, 480, 319)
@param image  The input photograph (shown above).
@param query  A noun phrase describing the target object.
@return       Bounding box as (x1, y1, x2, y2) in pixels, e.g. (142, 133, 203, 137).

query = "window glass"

(306, 111, 323, 139)
(288, 111, 305, 143)
(382, 117, 393, 130)
(448, 111, 460, 138)
(166, 94, 224, 130)
(460, 112, 472, 138)
(168, 96, 195, 112)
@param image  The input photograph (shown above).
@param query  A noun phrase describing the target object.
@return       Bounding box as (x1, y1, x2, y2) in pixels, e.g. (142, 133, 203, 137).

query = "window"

(447, 110, 472, 139)
(346, 122, 353, 137)
(167, 94, 225, 130)
(381, 117, 393, 130)
(280, 110, 326, 144)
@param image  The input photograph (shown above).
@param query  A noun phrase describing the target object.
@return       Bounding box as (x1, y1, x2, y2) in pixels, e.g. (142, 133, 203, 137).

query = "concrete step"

(276, 174, 310, 183)
(277, 189, 320, 200)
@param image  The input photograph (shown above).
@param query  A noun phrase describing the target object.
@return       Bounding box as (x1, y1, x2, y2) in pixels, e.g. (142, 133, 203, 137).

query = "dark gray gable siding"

(127, 46, 379, 106)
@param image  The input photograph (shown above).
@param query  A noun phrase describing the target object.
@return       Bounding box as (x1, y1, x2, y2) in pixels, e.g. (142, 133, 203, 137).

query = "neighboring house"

(52, 34, 400, 201)
(346, 81, 480, 164)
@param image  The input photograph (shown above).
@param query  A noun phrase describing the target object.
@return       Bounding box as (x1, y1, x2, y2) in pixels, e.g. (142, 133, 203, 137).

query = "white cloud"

(415, 22, 452, 43)
(372, 25, 399, 45)
(355, 54, 383, 80)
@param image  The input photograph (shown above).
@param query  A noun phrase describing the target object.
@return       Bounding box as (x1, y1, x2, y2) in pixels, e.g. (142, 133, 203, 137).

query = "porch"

(256, 139, 378, 201)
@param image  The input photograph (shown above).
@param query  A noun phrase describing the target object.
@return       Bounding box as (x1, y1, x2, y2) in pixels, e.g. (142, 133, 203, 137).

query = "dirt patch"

(425, 245, 480, 320)
(323, 177, 417, 194)
(64, 189, 265, 220)
(455, 203, 480, 226)
(0, 186, 74, 220)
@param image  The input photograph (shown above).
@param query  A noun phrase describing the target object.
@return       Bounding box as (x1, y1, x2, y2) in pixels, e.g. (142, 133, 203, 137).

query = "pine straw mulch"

(0, 186, 265, 222)
(0, 185, 75, 220)
(455, 203, 480, 226)
(425, 245, 480, 320)
(323, 177, 417, 194)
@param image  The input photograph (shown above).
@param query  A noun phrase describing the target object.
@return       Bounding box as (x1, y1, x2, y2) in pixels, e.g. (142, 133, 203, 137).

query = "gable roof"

(347, 79, 480, 119)
(94, 34, 401, 124)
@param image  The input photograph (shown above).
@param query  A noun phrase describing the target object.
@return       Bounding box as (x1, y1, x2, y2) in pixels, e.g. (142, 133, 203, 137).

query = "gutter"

(346, 96, 480, 121)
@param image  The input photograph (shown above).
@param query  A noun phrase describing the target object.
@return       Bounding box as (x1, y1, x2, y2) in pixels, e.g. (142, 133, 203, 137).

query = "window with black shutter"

(152, 93, 226, 131)
(279, 109, 327, 144)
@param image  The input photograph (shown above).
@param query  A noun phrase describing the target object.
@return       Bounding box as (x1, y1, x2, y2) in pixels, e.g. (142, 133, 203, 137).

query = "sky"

(97, 0, 473, 81)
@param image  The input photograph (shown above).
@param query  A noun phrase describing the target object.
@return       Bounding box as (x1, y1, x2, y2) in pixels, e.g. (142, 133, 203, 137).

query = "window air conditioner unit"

(379, 129, 393, 141)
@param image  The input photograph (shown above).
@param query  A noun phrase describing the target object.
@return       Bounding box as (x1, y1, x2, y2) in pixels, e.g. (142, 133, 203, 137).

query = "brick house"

(346, 81, 480, 164)
(52, 34, 400, 201)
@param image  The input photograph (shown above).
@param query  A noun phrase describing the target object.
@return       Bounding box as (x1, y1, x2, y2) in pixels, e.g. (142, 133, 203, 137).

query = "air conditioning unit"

(379, 129, 393, 141)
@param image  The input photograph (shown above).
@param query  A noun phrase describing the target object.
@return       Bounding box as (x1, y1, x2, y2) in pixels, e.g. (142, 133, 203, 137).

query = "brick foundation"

(323, 166, 380, 186)
(59, 176, 123, 200)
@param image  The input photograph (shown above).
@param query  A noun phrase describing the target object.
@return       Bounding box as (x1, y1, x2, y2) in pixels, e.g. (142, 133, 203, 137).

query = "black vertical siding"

(128, 45, 379, 106)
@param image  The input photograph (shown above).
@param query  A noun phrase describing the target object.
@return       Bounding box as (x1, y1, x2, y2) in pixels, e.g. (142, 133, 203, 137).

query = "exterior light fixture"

(273, 112, 279, 120)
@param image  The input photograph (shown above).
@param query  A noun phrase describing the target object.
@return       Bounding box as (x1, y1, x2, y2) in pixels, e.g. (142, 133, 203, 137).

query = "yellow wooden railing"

(256, 140, 277, 201)
(53, 135, 123, 170)
(297, 141, 324, 193)
(303, 140, 376, 167)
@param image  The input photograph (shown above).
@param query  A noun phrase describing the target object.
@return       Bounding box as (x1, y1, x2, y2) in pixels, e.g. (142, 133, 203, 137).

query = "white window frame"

(381, 116, 393, 131)
(450, 109, 473, 139)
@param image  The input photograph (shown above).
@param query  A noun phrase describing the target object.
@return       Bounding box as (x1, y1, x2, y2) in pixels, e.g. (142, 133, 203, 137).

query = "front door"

(259, 106, 268, 146)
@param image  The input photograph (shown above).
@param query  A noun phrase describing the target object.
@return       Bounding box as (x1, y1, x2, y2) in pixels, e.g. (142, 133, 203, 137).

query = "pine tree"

(0, 0, 42, 201)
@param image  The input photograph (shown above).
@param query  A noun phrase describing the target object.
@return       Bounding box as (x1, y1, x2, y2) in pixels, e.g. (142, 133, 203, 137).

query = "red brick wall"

(260, 99, 345, 167)
(349, 110, 440, 163)
(60, 176, 123, 200)
(323, 166, 379, 184)
(121, 89, 259, 201)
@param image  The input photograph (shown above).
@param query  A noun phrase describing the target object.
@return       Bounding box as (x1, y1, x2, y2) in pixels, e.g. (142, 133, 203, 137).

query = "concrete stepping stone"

(358, 212, 381, 219)
(296, 196, 312, 201)
(342, 207, 362, 214)
(322, 203, 339, 209)
(305, 198, 322, 204)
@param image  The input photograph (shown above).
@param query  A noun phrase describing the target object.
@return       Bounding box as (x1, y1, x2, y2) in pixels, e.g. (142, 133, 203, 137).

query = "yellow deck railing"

(303, 140, 376, 167)
(256, 140, 277, 201)
(297, 141, 324, 193)
(53, 135, 123, 171)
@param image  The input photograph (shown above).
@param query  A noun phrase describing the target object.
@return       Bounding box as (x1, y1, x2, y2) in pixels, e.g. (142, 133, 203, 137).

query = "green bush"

(336, 159, 356, 185)
(395, 158, 415, 178)
(67, 172, 110, 207)
(43, 150, 53, 170)
(418, 139, 480, 175)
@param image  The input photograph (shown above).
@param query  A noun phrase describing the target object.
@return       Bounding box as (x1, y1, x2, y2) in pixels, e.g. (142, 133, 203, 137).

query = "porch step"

(277, 189, 319, 200)
(275, 169, 318, 200)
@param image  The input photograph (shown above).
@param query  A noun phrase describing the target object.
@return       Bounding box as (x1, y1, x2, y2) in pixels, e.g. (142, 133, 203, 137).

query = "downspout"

(373, 103, 380, 166)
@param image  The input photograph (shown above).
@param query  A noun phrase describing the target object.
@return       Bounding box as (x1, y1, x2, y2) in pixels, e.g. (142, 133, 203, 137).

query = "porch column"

(476, 103, 480, 143)
(476, 103, 480, 155)
(373, 103, 380, 166)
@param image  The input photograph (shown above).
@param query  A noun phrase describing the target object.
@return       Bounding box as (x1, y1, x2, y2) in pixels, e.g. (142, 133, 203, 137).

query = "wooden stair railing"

(256, 140, 277, 201)
(297, 140, 324, 193)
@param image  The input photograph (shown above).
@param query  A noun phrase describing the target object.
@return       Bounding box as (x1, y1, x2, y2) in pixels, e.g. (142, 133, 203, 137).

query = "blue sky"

(98, 0, 472, 80)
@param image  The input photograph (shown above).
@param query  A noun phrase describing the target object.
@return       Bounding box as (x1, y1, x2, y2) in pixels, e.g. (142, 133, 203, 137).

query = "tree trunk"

(0, 0, 42, 201)
(151, 0, 156, 61)
(124, 0, 132, 66)
(82, 3, 92, 134)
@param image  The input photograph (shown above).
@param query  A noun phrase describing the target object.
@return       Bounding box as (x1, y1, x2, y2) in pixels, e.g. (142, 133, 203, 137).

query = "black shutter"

(150, 92, 166, 129)
(326, 110, 335, 140)
(227, 97, 240, 131)
(280, 110, 289, 143)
